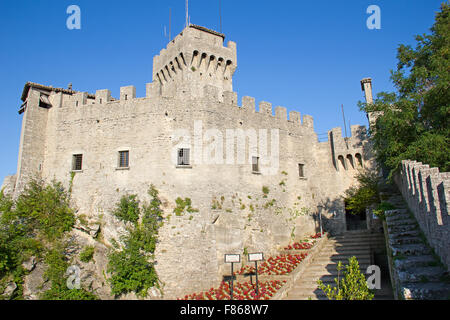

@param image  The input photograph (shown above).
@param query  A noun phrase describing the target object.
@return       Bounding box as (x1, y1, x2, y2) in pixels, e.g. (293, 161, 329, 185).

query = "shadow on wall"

(314, 197, 346, 236)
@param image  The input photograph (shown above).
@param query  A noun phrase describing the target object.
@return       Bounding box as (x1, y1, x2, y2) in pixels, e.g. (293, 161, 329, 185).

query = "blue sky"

(0, 0, 445, 184)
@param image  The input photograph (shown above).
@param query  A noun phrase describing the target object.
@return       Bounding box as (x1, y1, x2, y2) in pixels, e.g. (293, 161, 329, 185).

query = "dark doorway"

(345, 200, 367, 231)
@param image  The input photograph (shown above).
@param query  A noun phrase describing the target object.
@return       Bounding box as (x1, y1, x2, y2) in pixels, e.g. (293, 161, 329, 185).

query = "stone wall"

(395, 160, 450, 271)
(3, 24, 374, 299)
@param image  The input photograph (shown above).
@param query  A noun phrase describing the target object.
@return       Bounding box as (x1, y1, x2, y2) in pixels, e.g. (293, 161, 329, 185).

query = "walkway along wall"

(395, 160, 450, 271)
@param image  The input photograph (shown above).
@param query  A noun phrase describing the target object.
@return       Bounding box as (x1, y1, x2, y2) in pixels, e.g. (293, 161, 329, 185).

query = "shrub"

(112, 194, 140, 224)
(344, 170, 380, 215)
(373, 202, 396, 220)
(174, 197, 198, 216)
(14, 179, 75, 241)
(79, 246, 95, 263)
(317, 256, 374, 300)
(107, 185, 163, 297)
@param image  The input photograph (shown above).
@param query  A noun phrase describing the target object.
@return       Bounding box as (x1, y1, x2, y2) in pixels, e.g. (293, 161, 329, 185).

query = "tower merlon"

(275, 106, 287, 120)
(242, 96, 255, 110)
(95, 89, 112, 104)
(259, 101, 272, 115)
(302, 115, 314, 128)
(223, 91, 238, 105)
(74, 92, 88, 107)
(120, 86, 136, 101)
(289, 111, 301, 123)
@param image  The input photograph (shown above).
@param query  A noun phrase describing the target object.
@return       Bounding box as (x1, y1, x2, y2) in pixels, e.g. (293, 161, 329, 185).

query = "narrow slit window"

(177, 148, 190, 166)
(252, 156, 259, 173)
(119, 151, 129, 168)
(298, 163, 305, 178)
(72, 154, 83, 171)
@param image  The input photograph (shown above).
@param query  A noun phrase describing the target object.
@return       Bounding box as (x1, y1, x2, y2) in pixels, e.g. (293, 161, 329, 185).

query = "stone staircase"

(384, 192, 450, 300)
(284, 230, 393, 300)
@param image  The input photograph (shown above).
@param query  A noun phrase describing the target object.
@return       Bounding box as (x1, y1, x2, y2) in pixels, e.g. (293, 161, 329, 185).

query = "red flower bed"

(178, 280, 287, 300)
(235, 253, 308, 276)
(283, 241, 313, 250)
(311, 232, 325, 239)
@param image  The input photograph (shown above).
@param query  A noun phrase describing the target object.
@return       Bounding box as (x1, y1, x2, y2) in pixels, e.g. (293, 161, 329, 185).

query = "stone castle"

(2, 25, 375, 298)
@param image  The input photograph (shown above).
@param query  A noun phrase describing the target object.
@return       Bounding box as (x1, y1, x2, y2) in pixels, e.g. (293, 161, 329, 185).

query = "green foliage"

(14, 179, 75, 241)
(174, 197, 199, 216)
(112, 194, 140, 224)
(262, 186, 269, 197)
(373, 202, 396, 220)
(344, 170, 380, 215)
(359, 4, 450, 178)
(107, 185, 163, 298)
(317, 256, 374, 300)
(0, 180, 98, 300)
(79, 246, 95, 263)
(41, 245, 97, 300)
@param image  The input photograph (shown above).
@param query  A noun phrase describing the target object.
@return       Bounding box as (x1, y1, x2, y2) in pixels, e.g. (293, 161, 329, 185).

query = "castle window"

(338, 155, 346, 171)
(347, 155, 354, 169)
(252, 156, 260, 173)
(177, 148, 190, 166)
(355, 153, 363, 167)
(118, 151, 129, 168)
(72, 154, 83, 171)
(298, 163, 305, 178)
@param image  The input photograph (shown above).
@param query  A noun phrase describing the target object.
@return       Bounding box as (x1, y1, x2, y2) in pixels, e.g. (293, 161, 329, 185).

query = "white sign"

(248, 252, 264, 262)
(224, 254, 240, 263)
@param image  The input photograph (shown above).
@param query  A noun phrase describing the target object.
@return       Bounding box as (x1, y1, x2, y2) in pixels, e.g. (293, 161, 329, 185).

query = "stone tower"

(360, 77, 381, 129)
(149, 24, 237, 100)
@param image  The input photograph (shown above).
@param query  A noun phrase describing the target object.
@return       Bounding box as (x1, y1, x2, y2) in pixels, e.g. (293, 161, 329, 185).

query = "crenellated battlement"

(328, 124, 368, 171)
(152, 25, 237, 98)
(398, 160, 450, 270)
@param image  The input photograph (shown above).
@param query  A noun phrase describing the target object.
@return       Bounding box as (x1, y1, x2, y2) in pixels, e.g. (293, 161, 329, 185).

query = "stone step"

(393, 255, 439, 271)
(388, 224, 418, 234)
(390, 244, 432, 257)
(302, 268, 370, 279)
(389, 236, 422, 246)
(401, 282, 450, 300)
(306, 264, 371, 273)
(397, 266, 447, 283)
(389, 229, 421, 239)
(385, 209, 408, 218)
(312, 256, 372, 264)
(326, 239, 386, 245)
(386, 213, 412, 222)
(386, 218, 417, 227)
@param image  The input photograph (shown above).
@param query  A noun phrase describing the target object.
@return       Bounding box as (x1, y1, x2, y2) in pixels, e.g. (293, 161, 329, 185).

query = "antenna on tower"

(186, 0, 189, 28)
(219, 0, 222, 33)
(341, 104, 349, 149)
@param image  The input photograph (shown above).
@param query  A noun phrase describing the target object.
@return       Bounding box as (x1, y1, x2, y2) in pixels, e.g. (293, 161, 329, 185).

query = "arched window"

(355, 153, 363, 168)
(338, 155, 346, 171)
(346, 154, 354, 169)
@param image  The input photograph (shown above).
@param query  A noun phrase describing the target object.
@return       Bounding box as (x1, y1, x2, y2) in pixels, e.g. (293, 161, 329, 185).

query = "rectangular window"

(177, 148, 190, 166)
(298, 163, 305, 178)
(118, 151, 129, 168)
(252, 156, 259, 173)
(72, 154, 83, 171)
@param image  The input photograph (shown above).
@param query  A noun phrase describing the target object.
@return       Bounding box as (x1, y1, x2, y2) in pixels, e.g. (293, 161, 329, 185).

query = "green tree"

(107, 185, 163, 297)
(317, 256, 374, 300)
(344, 170, 380, 215)
(359, 3, 450, 178)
